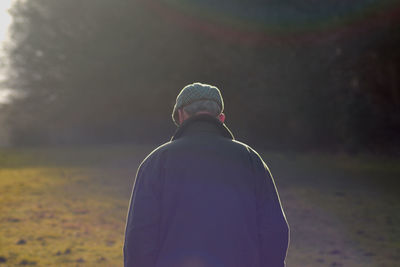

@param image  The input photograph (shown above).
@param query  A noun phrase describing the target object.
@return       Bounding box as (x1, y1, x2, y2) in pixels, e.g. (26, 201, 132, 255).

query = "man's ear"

(218, 113, 225, 123)
(178, 108, 190, 125)
(178, 109, 184, 125)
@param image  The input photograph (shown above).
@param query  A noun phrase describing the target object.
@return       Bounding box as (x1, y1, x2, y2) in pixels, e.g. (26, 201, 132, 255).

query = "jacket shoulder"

(137, 142, 171, 171)
(231, 140, 270, 172)
(231, 140, 262, 158)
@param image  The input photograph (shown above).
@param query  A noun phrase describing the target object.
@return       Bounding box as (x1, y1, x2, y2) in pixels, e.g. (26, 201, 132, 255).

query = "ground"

(0, 144, 399, 266)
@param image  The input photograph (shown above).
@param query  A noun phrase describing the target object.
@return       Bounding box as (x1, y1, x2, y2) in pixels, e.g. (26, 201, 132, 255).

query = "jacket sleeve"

(251, 150, 290, 267)
(124, 153, 164, 267)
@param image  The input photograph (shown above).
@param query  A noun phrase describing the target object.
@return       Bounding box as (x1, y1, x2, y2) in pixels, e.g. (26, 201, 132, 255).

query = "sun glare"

(0, 0, 13, 45)
(0, 0, 15, 105)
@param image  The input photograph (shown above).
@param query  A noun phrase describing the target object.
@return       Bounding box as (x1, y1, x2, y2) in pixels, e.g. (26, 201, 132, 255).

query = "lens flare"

(143, 0, 400, 44)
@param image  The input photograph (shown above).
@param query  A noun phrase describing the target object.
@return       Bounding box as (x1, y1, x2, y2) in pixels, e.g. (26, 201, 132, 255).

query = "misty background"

(0, 0, 399, 153)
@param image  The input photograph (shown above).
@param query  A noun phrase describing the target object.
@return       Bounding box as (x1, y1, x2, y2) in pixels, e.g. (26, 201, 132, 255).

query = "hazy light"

(0, 89, 13, 104)
(0, 0, 13, 45)
(0, 0, 15, 105)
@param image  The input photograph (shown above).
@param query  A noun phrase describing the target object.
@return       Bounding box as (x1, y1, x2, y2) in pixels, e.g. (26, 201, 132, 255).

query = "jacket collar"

(171, 114, 235, 141)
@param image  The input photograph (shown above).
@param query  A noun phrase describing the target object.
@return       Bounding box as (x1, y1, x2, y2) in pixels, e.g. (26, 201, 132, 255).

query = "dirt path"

(270, 153, 400, 266)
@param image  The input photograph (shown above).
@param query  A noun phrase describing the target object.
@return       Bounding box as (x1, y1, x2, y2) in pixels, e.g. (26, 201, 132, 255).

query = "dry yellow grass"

(0, 166, 128, 266)
(0, 145, 142, 266)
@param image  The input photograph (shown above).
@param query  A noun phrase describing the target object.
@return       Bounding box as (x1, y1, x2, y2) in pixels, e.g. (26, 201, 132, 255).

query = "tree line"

(1, 0, 399, 153)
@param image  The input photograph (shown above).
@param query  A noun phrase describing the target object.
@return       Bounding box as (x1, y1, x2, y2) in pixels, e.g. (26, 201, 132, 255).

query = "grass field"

(0, 144, 399, 266)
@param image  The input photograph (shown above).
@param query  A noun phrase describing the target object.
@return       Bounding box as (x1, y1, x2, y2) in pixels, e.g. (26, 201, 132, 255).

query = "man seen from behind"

(124, 82, 290, 267)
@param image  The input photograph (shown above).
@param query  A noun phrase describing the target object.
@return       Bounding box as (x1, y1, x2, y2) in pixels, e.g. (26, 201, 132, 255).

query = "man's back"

(124, 115, 289, 267)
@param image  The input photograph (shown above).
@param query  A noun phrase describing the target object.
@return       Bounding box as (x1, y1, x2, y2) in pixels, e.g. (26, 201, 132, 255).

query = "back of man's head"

(172, 82, 224, 126)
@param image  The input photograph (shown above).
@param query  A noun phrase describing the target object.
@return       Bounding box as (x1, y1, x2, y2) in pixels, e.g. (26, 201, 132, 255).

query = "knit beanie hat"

(172, 82, 224, 126)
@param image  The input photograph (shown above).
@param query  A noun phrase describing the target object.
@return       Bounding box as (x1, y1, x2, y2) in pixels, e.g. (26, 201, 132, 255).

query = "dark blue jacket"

(124, 115, 289, 267)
